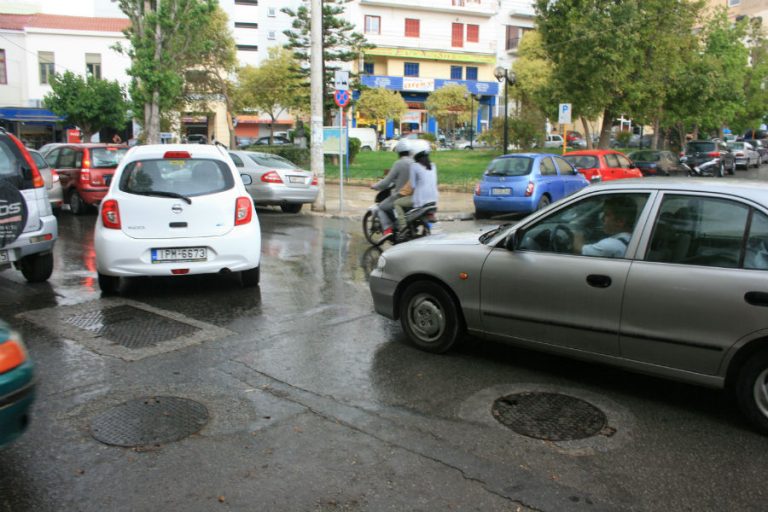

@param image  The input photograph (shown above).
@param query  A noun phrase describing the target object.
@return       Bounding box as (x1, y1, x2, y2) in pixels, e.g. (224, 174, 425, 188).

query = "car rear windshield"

(485, 157, 533, 177)
(631, 151, 659, 161)
(686, 142, 715, 153)
(727, 143, 745, 150)
(119, 158, 234, 197)
(248, 153, 296, 170)
(563, 155, 599, 169)
(91, 147, 129, 168)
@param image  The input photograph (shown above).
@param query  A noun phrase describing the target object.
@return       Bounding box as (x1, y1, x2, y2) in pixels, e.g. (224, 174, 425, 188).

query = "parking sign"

(558, 103, 572, 125)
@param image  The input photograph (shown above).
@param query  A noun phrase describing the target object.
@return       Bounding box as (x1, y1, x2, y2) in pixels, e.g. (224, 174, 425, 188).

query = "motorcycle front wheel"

(362, 210, 387, 246)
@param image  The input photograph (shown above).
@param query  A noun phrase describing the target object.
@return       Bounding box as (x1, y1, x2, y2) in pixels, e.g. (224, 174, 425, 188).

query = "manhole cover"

(492, 392, 607, 441)
(66, 305, 200, 349)
(90, 396, 209, 447)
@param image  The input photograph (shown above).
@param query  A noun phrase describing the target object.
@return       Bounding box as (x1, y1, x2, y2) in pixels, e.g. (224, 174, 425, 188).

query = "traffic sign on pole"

(334, 70, 350, 91)
(558, 103, 572, 125)
(334, 90, 350, 108)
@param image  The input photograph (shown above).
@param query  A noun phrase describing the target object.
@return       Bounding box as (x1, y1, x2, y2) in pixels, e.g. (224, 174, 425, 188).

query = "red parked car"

(43, 143, 129, 214)
(563, 149, 643, 183)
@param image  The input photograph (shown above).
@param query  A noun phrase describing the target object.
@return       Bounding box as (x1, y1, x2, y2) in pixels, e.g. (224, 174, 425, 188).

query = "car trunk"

(118, 193, 235, 239)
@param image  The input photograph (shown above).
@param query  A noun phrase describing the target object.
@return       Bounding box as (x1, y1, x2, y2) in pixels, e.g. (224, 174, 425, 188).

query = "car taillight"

(261, 171, 283, 184)
(8, 133, 44, 188)
(707, 151, 720, 158)
(101, 199, 121, 229)
(474, 183, 481, 195)
(0, 339, 26, 373)
(311, 175, 318, 186)
(164, 151, 191, 159)
(51, 169, 60, 183)
(235, 196, 252, 225)
(525, 182, 534, 197)
(80, 157, 91, 184)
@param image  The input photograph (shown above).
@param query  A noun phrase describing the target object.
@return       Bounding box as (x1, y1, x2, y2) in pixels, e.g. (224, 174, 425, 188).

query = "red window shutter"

(405, 19, 420, 38)
(452, 23, 464, 47)
(467, 24, 479, 43)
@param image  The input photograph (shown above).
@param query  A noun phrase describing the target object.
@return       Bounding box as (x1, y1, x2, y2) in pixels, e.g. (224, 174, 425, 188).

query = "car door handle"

(586, 274, 612, 288)
(745, 292, 768, 307)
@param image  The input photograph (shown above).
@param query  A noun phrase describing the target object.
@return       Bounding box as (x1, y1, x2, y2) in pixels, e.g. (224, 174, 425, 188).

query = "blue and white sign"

(558, 103, 572, 125)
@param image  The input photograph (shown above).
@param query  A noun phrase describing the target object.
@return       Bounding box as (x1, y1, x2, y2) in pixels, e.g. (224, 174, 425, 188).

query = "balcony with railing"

(360, 0, 497, 17)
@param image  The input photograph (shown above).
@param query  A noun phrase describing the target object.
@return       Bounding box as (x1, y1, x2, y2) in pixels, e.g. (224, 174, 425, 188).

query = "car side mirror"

(240, 174, 253, 185)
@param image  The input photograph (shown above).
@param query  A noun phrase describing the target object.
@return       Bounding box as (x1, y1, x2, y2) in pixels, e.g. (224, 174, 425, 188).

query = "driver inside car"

(574, 195, 637, 257)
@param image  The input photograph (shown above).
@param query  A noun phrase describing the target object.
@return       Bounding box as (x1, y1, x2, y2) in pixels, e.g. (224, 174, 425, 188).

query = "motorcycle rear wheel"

(362, 210, 388, 246)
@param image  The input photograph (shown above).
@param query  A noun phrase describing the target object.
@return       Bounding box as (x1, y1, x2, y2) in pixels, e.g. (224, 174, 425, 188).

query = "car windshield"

(485, 157, 533, 177)
(91, 147, 129, 168)
(563, 155, 599, 169)
(687, 142, 715, 153)
(119, 158, 234, 197)
(248, 153, 296, 170)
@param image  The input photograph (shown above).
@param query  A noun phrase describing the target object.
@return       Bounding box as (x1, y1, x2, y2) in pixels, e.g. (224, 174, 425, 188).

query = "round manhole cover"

(90, 396, 209, 447)
(492, 392, 607, 441)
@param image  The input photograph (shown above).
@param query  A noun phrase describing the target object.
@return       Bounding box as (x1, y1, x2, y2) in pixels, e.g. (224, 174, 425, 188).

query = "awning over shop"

(0, 107, 65, 123)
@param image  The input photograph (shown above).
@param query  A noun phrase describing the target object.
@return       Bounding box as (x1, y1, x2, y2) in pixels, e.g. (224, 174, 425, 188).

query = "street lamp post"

(494, 66, 516, 154)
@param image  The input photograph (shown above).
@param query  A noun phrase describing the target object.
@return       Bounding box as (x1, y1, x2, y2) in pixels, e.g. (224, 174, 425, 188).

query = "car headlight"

(376, 254, 387, 270)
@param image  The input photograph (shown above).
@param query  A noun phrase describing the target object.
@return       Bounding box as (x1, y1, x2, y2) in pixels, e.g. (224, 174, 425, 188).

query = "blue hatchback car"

(473, 153, 589, 218)
(0, 320, 35, 447)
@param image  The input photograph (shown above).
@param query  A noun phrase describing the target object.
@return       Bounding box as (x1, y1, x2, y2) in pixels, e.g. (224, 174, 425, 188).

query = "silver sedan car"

(369, 179, 768, 433)
(228, 150, 318, 213)
(28, 148, 63, 212)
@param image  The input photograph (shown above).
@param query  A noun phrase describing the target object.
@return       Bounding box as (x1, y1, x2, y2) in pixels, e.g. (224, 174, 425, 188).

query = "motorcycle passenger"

(370, 139, 413, 238)
(394, 139, 438, 242)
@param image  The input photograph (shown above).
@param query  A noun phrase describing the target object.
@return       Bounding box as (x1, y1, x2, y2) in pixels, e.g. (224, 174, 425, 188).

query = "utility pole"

(310, 0, 325, 212)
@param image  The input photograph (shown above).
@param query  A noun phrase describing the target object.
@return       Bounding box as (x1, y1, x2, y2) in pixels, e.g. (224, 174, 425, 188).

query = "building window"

(235, 22, 259, 29)
(39, 51, 55, 85)
(267, 31, 276, 40)
(404, 62, 419, 77)
(451, 23, 463, 48)
(237, 45, 259, 52)
(0, 50, 6, 85)
(85, 53, 101, 79)
(405, 18, 420, 38)
(467, 24, 479, 43)
(506, 26, 526, 50)
(466, 66, 478, 80)
(450, 66, 462, 80)
(363, 62, 374, 75)
(365, 15, 380, 34)
(267, 7, 276, 16)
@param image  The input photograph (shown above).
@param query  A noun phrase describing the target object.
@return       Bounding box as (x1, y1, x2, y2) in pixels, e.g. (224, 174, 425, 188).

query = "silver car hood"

(385, 233, 483, 253)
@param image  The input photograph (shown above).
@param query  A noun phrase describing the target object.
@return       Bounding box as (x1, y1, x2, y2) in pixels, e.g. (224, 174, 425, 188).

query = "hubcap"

(408, 293, 444, 343)
(754, 368, 768, 419)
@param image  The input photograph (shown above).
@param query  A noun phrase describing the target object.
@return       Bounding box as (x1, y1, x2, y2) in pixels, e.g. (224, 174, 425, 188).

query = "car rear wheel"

(718, 162, 726, 178)
(735, 350, 768, 434)
(399, 281, 462, 353)
(241, 266, 260, 287)
(69, 191, 86, 215)
(281, 203, 302, 214)
(97, 272, 120, 294)
(19, 252, 53, 283)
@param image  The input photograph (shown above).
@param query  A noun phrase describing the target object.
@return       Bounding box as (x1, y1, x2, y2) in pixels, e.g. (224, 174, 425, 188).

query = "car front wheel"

(399, 281, 462, 353)
(69, 191, 87, 215)
(281, 203, 302, 214)
(19, 252, 53, 283)
(735, 350, 768, 434)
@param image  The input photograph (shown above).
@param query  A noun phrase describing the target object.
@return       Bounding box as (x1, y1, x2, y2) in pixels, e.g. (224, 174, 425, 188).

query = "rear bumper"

(473, 195, 534, 214)
(0, 215, 57, 265)
(79, 187, 109, 206)
(248, 186, 319, 205)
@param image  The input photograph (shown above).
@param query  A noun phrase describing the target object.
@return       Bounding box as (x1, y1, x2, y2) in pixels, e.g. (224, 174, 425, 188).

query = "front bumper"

(369, 270, 398, 319)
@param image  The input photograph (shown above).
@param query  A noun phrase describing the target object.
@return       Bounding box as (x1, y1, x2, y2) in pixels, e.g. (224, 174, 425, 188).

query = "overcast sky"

(2, 0, 126, 18)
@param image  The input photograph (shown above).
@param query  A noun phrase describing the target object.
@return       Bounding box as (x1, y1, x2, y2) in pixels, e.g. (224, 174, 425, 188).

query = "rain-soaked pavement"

(1, 201, 767, 512)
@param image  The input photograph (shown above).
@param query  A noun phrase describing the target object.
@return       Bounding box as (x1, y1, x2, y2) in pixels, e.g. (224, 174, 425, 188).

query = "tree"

(282, 0, 371, 121)
(355, 88, 407, 137)
(425, 85, 473, 142)
(115, 0, 219, 144)
(233, 47, 307, 142)
(725, 16, 768, 134)
(43, 71, 129, 142)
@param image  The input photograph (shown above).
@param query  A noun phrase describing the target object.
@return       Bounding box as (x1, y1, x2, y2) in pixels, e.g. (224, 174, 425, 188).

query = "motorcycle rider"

(394, 139, 438, 243)
(370, 139, 413, 239)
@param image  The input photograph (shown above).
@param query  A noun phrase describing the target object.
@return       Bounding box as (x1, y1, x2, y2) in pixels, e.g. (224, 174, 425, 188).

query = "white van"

(347, 128, 378, 151)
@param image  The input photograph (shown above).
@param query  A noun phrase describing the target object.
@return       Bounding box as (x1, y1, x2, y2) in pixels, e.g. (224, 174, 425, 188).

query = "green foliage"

(348, 137, 361, 163)
(43, 71, 129, 140)
(425, 84, 473, 137)
(616, 131, 632, 146)
(355, 88, 407, 127)
(480, 108, 544, 152)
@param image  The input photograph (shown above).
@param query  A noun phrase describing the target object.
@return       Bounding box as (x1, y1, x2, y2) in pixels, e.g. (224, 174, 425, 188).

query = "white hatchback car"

(94, 144, 261, 293)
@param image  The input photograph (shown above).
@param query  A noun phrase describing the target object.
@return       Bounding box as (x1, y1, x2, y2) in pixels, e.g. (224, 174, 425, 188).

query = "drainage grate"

(492, 392, 607, 441)
(90, 396, 209, 447)
(66, 305, 200, 349)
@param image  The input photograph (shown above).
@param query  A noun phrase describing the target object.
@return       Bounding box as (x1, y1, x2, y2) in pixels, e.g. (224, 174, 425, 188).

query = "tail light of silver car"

(311, 175, 318, 186)
(261, 171, 283, 184)
(235, 197, 253, 225)
(101, 199, 121, 229)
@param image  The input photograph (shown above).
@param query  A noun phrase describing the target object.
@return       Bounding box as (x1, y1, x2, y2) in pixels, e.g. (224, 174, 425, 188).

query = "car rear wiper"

(133, 190, 192, 204)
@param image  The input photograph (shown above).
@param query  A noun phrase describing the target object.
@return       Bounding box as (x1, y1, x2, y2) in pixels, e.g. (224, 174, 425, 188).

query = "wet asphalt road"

(2, 171, 768, 511)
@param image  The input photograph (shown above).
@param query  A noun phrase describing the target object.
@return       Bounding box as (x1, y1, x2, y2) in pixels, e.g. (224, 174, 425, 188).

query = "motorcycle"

(362, 185, 437, 247)
(680, 156, 724, 177)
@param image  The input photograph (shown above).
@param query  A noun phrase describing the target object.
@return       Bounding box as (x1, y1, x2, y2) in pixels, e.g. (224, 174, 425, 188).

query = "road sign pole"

(339, 106, 344, 213)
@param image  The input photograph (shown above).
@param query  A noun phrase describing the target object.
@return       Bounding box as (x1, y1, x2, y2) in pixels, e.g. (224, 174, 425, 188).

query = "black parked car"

(627, 150, 688, 176)
(682, 140, 736, 177)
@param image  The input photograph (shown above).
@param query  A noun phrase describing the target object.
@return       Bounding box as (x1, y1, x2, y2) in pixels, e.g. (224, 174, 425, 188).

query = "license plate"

(151, 247, 207, 263)
(0, 249, 8, 264)
(491, 187, 511, 195)
(288, 176, 305, 184)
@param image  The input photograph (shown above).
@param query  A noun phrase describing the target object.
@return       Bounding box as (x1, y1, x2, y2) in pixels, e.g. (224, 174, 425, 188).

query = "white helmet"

(394, 139, 411, 154)
(409, 139, 431, 157)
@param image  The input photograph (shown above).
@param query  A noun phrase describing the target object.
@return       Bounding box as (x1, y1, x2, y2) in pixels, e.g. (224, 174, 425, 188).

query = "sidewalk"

(307, 181, 476, 221)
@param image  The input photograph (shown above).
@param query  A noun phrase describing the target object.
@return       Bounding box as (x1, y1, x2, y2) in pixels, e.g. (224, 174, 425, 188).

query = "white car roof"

(124, 144, 230, 161)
